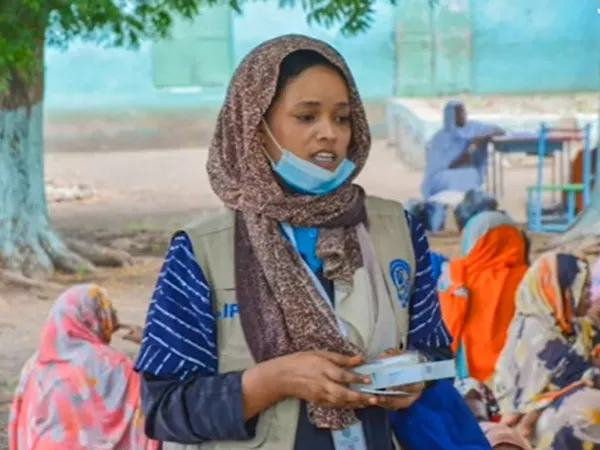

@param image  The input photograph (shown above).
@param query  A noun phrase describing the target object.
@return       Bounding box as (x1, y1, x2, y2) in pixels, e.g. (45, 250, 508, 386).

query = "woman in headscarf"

(8, 284, 158, 450)
(455, 378, 532, 450)
(493, 252, 600, 450)
(421, 101, 504, 200)
(591, 258, 600, 305)
(438, 210, 528, 382)
(134, 35, 490, 450)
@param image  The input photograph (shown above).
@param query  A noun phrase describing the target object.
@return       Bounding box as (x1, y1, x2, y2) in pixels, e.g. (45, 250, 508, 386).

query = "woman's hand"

(241, 351, 377, 420)
(515, 410, 542, 439)
(119, 324, 144, 345)
(467, 132, 502, 152)
(376, 382, 425, 411)
(373, 348, 425, 411)
(502, 411, 541, 439)
(274, 351, 379, 410)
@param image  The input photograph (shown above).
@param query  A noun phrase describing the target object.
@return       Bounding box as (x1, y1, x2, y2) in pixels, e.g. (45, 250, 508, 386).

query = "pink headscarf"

(9, 284, 159, 450)
(591, 258, 600, 304)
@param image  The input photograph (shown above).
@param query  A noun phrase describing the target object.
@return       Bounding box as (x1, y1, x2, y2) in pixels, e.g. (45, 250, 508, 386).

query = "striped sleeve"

(404, 211, 453, 349)
(135, 232, 218, 379)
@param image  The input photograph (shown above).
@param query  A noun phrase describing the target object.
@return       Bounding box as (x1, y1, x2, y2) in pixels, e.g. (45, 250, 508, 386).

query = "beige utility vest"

(163, 196, 415, 450)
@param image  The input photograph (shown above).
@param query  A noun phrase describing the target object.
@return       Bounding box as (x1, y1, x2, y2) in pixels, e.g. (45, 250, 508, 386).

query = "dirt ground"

(0, 140, 554, 447)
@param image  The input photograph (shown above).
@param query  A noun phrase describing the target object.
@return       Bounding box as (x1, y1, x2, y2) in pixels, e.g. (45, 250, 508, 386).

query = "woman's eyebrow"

(292, 100, 350, 108)
(292, 100, 321, 108)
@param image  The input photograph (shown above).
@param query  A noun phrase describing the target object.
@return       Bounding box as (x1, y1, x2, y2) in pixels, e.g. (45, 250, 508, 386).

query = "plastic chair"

(526, 123, 592, 233)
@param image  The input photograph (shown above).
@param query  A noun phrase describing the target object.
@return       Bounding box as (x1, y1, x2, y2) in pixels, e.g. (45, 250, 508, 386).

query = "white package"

(351, 353, 456, 392)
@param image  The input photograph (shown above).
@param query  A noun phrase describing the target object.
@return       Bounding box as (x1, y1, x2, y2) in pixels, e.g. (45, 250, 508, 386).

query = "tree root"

(0, 226, 134, 280)
(64, 238, 133, 268)
(0, 269, 63, 290)
(40, 228, 96, 275)
(0, 101, 132, 281)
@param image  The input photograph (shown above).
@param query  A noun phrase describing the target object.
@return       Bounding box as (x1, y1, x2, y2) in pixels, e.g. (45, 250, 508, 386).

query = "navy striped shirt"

(135, 210, 451, 443)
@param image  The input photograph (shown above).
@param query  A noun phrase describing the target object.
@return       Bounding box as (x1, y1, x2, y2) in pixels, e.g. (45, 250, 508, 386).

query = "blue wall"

(44, 2, 396, 113)
(44, 0, 600, 114)
(470, 0, 600, 94)
(394, 0, 600, 97)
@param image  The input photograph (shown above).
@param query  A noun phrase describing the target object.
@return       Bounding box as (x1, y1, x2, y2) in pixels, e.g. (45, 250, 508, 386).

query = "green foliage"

(277, 0, 393, 36)
(0, 0, 398, 94)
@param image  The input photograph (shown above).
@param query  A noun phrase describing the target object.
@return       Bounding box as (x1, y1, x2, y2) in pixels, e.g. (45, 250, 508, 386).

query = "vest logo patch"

(216, 303, 239, 319)
(390, 259, 411, 308)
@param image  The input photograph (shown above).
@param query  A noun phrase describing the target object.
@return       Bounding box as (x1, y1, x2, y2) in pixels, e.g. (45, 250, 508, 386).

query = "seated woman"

(494, 252, 600, 450)
(592, 258, 600, 305)
(438, 210, 529, 382)
(8, 284, 157, 450)
(455, 378, 532, 450)
(421, 101, 504, 200)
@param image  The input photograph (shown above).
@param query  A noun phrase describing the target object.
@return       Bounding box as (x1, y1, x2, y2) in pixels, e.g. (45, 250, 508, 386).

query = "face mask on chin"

(262, 120, 356, 195)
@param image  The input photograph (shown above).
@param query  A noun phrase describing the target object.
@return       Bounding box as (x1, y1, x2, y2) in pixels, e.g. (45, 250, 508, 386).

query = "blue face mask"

(263, 122, 356, 195)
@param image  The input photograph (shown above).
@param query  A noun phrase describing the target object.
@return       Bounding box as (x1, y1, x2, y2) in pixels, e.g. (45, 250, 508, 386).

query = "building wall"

(394, 0, 600, 97)
(43, 0, 600, 152)
(44, 2, 396, 114)
(45, 0, 600, 112)
(470, 0, 600, 94)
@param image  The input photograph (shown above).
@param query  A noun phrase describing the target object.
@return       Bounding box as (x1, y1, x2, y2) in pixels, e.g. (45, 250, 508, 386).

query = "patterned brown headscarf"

(207, 34, 371, 430)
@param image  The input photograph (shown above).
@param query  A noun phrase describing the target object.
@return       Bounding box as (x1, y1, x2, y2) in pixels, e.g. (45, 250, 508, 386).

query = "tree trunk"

(0, 47, 94, 278)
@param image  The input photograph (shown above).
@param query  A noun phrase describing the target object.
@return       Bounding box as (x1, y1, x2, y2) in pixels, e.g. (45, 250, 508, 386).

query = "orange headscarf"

(439, 213, 528, 382)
